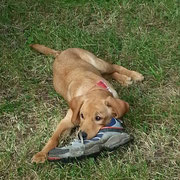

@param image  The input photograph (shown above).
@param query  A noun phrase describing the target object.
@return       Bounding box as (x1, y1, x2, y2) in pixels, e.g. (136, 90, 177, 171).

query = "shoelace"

(78, 131, 84, 144)
(67, 132, 84, 146)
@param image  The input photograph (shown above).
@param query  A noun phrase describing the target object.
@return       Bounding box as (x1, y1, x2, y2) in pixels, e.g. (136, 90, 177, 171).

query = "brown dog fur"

(30, 44, 144, 163)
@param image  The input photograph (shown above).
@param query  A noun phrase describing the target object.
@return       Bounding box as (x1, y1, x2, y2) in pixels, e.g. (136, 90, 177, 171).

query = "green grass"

(0, 0, 180, 179)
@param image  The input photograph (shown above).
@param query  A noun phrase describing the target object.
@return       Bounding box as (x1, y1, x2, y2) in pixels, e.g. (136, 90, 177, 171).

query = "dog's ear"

(69, 95, 85, 126)
(105, 96, 129, 118)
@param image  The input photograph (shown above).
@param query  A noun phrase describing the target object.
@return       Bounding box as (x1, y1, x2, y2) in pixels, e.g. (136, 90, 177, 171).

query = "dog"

(30, 44, 144, 163)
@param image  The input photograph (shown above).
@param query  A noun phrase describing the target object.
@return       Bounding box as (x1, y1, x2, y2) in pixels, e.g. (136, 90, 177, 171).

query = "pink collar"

(96, 80, 112, 94)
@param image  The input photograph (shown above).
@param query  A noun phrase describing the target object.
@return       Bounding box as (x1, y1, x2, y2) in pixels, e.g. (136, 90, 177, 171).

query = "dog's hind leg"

(112, 65, 144, 82)
(73, 48, 115, 74)
(73, 48, 144, 86)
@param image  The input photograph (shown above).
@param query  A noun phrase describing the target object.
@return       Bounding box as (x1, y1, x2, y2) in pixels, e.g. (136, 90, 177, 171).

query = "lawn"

(0, 0, 180, 179)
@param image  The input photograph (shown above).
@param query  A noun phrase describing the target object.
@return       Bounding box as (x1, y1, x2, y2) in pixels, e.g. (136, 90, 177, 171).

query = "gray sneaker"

(48, 118, 133, 162)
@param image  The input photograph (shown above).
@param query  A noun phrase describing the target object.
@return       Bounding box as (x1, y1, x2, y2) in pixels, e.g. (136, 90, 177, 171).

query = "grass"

(0, 0, 180, 179)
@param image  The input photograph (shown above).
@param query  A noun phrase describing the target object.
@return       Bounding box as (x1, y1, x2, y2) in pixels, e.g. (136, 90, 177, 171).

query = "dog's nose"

(81, 131, 87, 139)
(78, 131, 87, 140)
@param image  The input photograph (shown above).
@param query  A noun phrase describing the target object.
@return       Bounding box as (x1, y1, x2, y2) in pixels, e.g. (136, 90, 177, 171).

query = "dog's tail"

(30, 44, 61, 57)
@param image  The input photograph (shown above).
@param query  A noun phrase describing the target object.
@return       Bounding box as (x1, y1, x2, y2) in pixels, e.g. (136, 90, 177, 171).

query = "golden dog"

(31, 44, 144, 163)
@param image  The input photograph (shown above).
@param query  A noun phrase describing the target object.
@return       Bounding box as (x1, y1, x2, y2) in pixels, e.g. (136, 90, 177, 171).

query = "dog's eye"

(80, 113, 84, 119)
(95, 116, 101, 121)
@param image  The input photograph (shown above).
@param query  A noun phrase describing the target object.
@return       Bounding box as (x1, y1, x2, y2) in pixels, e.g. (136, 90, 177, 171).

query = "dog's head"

(69, 91, 129, 139)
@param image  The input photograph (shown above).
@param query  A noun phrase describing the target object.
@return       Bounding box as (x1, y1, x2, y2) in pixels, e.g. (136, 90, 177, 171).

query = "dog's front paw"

(130, 71, 144, 82)
(32, 151, 47, 163)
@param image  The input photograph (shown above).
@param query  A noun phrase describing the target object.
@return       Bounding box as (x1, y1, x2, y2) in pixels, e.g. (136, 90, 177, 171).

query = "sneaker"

(47, 118, 133, 162)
